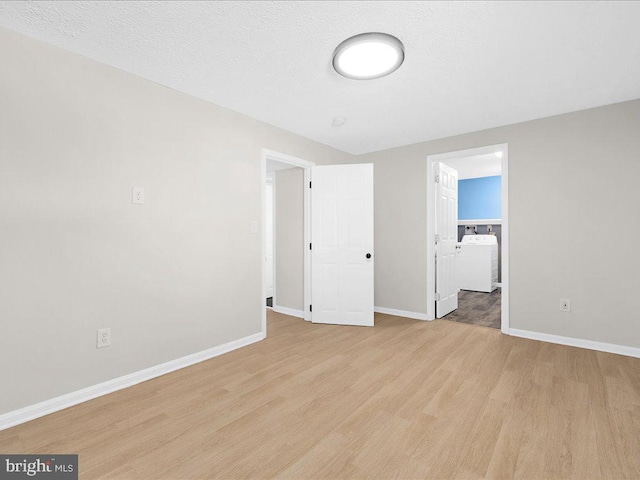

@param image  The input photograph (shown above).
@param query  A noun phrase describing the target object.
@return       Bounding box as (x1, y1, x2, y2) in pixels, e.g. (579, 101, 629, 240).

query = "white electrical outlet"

(560, 298, 571, 312)
(132, 187, 145, 205)
(97, 328, 111, 348)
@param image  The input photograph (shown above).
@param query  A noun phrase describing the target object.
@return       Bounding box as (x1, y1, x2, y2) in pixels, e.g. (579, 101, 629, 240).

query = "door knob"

(366, 253, 372, 259)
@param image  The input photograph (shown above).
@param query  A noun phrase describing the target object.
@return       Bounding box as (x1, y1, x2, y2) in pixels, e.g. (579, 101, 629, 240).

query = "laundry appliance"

(456, 234, 498, 293)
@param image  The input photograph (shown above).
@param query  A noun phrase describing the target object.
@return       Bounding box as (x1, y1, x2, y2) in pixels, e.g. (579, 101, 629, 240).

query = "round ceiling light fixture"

(333, 32, 405, 80)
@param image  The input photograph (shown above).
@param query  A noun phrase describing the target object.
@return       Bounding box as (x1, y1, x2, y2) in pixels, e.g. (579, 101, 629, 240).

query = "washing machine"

(456, 234, 498, 293)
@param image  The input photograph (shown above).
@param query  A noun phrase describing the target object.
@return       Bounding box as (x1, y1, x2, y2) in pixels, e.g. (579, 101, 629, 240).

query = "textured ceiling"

(1, 1, 639, 155)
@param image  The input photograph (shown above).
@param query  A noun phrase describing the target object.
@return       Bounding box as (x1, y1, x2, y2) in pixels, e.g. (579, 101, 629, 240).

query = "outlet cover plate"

(132, 187, 144, 205)
(97, 328, 111, 348)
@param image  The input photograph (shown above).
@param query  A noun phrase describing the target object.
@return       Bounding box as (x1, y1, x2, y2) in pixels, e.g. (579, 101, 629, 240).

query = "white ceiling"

(1, 1, 639, 155)
(442, 153, 502, 180)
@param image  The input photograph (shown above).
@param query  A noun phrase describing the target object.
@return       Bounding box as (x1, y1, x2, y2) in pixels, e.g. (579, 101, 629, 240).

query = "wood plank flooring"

(443, 289, 501, 329)
(2, 310, 640, 479)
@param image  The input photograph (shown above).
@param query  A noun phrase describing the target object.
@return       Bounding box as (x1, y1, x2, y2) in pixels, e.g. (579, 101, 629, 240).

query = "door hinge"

(310, 304, 312, 312)
(309, 181, 312, 188)
(435, 234, 440, 243)
(435, 293, 441, 301)
(435, 174, 440, 184)
(309, 243, 312, 250)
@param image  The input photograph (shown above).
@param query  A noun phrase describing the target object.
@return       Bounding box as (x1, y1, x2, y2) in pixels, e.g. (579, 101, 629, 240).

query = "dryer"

(456, 234, 498, 293)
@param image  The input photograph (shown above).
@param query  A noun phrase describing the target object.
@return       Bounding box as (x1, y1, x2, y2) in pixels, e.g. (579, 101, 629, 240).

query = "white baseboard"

(509, 328, 640, 359)
(374, 306, 428, 321)
(0, 331, 265, 432)
(272, 305, 304, 318)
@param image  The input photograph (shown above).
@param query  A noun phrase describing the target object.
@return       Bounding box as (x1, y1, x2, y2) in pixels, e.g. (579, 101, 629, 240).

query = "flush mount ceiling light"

(333, 33, 404, 80)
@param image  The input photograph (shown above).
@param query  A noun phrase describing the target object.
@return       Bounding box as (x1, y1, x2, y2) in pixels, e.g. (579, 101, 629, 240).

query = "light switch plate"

(132, 187, 144, 205)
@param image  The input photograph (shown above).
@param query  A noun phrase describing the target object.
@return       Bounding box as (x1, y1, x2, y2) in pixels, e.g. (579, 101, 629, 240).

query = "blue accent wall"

(458, 176, 502, 220)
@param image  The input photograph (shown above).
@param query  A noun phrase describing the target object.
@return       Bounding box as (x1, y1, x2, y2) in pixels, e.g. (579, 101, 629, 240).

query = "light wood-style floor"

(2, 310, 640, 479)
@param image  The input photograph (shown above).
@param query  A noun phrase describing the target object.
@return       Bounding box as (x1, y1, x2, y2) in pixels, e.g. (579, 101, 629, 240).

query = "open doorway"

(265, 160, 305, 315)
(260, 149, 314, 336)
(426, 144, 509, 333)
(261, 150, 376, 335)
(265, 172, 274, 308)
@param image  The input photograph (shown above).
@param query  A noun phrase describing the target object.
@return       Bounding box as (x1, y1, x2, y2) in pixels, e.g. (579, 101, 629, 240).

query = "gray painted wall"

(3, 24, 640, 417)
(0, 27, 353, 415)
(354, 99, 640, 349)
(274, 168, 304, 311)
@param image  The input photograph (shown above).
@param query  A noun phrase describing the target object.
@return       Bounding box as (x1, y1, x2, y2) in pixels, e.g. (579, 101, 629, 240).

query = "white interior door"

(265, 178, 274, 299)
(311, 164, 374, 326)
(435, 162, 459, 318)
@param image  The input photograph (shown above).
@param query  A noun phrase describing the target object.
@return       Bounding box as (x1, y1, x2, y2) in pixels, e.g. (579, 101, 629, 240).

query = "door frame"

(426, 143, 510, 334)
(260, 149, 315, 336)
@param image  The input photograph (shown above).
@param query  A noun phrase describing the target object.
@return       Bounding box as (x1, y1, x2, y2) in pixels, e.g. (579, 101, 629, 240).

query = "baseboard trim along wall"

(0, 332, 265, 432)
(374, 306, 428, 321)
(272, 305, 304, 318)
(509, 328, 640, 359)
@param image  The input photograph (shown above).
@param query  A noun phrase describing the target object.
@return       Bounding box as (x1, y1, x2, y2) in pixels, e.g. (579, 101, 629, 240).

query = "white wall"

(274, 168, 304, 311)
(0, 27, 353, 415)
(354, 99, 640, 349)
